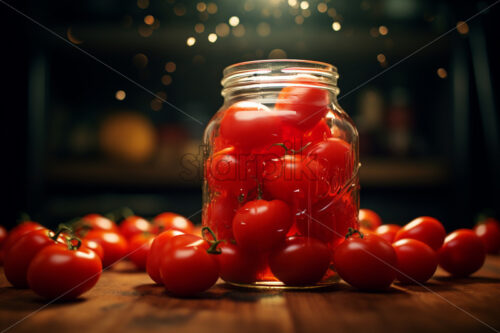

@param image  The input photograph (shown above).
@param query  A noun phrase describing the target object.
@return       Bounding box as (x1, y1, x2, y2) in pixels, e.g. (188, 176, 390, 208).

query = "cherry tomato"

(119, 215, 152, 240)
(0, 225, 7, 248)
(152, 212, 195, 234)
(303, 119, 332, 145)
(217, 243, 266, 284)
(219, 101, 282, 151)
(393, 239, 437, 284)
(128, 233, 154, 270)
(146, 229, 185, 284)
(474, 218, 500, 254)
(438, 229, 486, 277)
(27, 243, 102, 300)
(359, 209, 383, 230)
(374, 224, 401, 244)
(269, 236, 331, 285)
(204, 194, 239, 241)
(81, 239, 104, 260)
(84, 230, 128, 268)
(159, 234, 219, 296)
(394, 216, 446, 251)
(4, 228, 64, 288)
(2, 221, 43, 254)
(77, 214, 118, 233)
(233, 199, 292, 253)
(333, 232, 397, 290)
(263, 154, 327, 207)
(274, 81, 330, 132)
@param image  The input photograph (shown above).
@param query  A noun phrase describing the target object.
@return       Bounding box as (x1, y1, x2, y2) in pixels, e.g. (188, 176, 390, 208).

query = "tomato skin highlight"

(27, 244, 102, 300)
(119, 216, 152, 240)
(333, 233, 397, 291)
(474, 218, 500, 254)
(438, 229, 486, 277)
(232, 199, 293, 253)
(269, 236, 331, 286)
(81, 239, 104, 260)
(128, 233, 154, 270)
(78, 214, 118, 233)
(146, 229, 185, 284)
(152, 212, 195, 234)
(358, 209, 383, 230)
(217, 243, 265, 284)
(84, 230, 128, 268)
(375, 224, 401, 244)
(0, 225, 7, 248)
(392, 239, 437, 284)
(394, 216, 446, 251)
(204, 194, 239, 242)
(2, 222, 43, 254)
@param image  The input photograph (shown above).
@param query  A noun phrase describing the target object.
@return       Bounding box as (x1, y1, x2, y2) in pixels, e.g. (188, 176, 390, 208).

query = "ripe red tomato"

(392, 239, 437, 284)
(233, 199, 292, 253)
(0, 225, 7, 248)
(77, 214, 118, 233)
(204, 194, 239, 241)
(2, 221, 43, 254)
(159, 234, 219, 296)
(394, 216, 446, 251)
(27, 243, 102, 300)
(263, 154, 327, 207)
(84, 230, 128, 268)
(146, 229, 185, 284)
(128, 233, 154, 270)
(438, 229, 486, 277)
(358, 209, 383, 230)
(269, 236, 331, 286)
(119, 215, 152, 240)
(81, 239, 104, 260)
(219, 101, 282, 151)
(374, 224, 401, 244)
(274, 81, 330, 131)
(333, 232, 397, 290)
(152, 212, 195, 234)
(217, 243, 265, 284)
(4, 228, 64, 288)
(303, 119, 332, 144)
(474, 218, 500, 254)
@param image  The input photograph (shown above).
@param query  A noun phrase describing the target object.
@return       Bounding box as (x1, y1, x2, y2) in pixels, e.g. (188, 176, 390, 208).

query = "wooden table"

(1, 257, 500, 333)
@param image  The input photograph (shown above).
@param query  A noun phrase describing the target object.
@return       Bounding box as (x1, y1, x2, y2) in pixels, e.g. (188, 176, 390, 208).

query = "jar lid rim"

(223, 59, 337, 78)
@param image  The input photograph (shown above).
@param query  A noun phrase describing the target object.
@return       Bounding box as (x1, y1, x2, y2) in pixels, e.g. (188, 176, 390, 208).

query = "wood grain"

(1, 257, 500, 333)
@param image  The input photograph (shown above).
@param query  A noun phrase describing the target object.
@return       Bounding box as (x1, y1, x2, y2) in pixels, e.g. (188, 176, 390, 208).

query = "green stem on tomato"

(66, 236, 82, 251)
(50, 224, 73, 242)
(201, 226, 222, 255)
(345, 227, 364, 239)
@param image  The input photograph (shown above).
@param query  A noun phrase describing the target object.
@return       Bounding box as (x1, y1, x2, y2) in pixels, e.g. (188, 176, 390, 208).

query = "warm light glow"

(327, 8, 336, 17)
(208, 33, 218, 43)
(378, 25, 388, 35)
(132, 53, 148, 68)
(165, 61, 176, 73)
(151, 99, 162, 111)
(456, 21, 469, 34)
(244, 0, 254, 11)
(229, 16, 240, 27)
(302, 9, 311, 17)
(300, 1, 309, 10)
(137, 0, 149, 9)
(207, 2, 218, 14)
(196, 2, 207, 12)
(161, 74, 173, 85)
(174, 5, 186, 16)
(138, 26, 153, 37)
(186, 37, 196, 46)
(144, 15, 154, 25)
(332, 22, 341, 31)
(257, 22, 271, 36)
(268, 49, 287, 59)
(288, 0, 298, 7)
(216, 23, 230, 37)
(195, 23, 205, 33)
(295, 15, 304, 24)
(377, 53, 386, 63)
(317, 3, 327, 13)
(370, 27, 379, 37)
(437, 68, 448, 79)
(232, 24, 246, 37)
(115, 90, 126, 101)
(66, 27, 83, 44)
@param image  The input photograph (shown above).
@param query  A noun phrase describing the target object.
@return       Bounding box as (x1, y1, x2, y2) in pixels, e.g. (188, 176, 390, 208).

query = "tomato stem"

(66, 236, 82, 251)
(345, 227, 364, 239)
(271, 142, 312, 156)
(50, 224, 73, 242)
(201, 226, 222, 255)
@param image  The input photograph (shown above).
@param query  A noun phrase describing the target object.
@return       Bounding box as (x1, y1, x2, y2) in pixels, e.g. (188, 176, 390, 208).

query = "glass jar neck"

(221, 59, 340, 103)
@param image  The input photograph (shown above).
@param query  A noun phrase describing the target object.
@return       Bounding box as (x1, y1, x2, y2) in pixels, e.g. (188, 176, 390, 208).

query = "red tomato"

(152, 212, 195, 234)
(269, 236, 331, 285)
(392, 239, 438, 284)
(146, 229, 185, 284)
(305, 138, 352, 191)
(333, 232, 397, 290)
(204, 194, 239, 241)
(119, 215, 152, 240)
(394, 216, 446, 251)
(233, 199, 292, 253)
(274, 81, 330, 131)
(438, 229, 486, 277)
(27, 243, 102, 300)
(474, 218, 500, 254)
(159, 234, 219, 296)
(0, 225, 7, 248)
(128, 233, 154, 270)
(4, 228, 64, 288)
(81, 239, 104, 260)
(303, 119, 332, 144)
(217, 243, 266, 284)
(374, 224, 401, 244)
(77, 214, 118, 233)
(358, 209, 383, 230)
(263, 154, 328, 207)
(2, 221, 43, 254)
(84, 230, 128, 268)
(219, 101, 282, 150)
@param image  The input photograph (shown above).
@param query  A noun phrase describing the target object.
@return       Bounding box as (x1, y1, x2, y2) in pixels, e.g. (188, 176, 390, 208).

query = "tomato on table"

(81, 239, 104, 260)
(474, 218, 500, 254)
(128, 233, 154, 270)
(27, 241, 102, 300)
(2, 221, 43, 254)
(152, 212, 195, 234)
(333, 230, 397, 291)
(84, 230, 128, 268)
(146, 229, 185, 284)
(438, 229, 486, 277)
(217, 243, 266, 284)
(232, 199, 292, 253)
(394, 216, 446, 251)
(358, 209, 383, 230)
(374, 224, 401, 244)
(119, 215, 152, 240)
(269, 236, 331, 286)
(76, 214, 118, 234)
(393, 239, 438, 284)
(204, 193, 239, 242)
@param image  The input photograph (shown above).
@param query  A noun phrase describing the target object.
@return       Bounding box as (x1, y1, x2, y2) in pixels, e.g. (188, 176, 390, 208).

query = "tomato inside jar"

(203, 59, 360, 288)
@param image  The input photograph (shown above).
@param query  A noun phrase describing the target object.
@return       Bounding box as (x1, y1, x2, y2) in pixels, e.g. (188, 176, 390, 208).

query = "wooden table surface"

(1, 256, 500, 333)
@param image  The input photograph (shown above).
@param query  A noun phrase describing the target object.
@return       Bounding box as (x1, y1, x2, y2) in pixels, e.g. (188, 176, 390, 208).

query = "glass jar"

(202, 59, 359, 288)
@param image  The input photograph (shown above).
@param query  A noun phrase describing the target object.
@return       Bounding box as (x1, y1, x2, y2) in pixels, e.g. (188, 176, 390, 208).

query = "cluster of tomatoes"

(340, 209, 499, 290)
(0, 211, 197, 299)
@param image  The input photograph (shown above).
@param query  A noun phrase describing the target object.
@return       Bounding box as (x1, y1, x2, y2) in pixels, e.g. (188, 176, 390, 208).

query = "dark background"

(1, 0, 499, 230)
